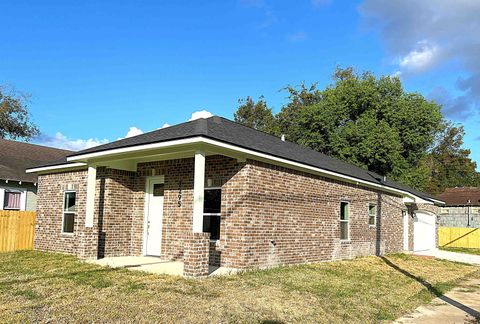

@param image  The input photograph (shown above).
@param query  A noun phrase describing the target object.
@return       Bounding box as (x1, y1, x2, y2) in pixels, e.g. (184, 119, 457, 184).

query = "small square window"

(153, 183, 164, 197)
(368, 204, 377, 226)
(4, 191, 21, 210)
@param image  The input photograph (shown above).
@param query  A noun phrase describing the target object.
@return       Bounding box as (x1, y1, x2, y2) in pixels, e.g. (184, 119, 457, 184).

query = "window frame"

(3, 190, 22, 210)
(340, 201, 350, 241)
(61, 190, 76, 235)
(203, 186, 222, 241)
(368, 204, 377, 227)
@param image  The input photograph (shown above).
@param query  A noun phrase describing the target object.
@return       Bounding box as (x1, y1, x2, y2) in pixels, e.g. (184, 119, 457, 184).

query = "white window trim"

(61, 191, 76, 235)
(368, 204, 377, 227)
(340, 201, 350, 241)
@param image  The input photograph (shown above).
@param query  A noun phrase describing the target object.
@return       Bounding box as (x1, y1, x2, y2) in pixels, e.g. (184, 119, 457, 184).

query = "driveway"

(395, 277, 480, 323)
(415, 249, 480, 266)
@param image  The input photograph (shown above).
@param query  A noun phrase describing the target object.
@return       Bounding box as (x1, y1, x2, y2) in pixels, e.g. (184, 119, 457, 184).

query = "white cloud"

(161, 123, 170, 128)
(398, 41, 439, 72)
(124, 126, 143, 138)
(287, 31, 308, 43)
(391, 70, 402, 78)
(359, 0, 480, 120)
(35, 132, 109, 151)
(189, 110, 213, 121)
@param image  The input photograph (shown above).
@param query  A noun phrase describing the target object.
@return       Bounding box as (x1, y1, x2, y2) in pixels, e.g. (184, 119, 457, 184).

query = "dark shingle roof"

(65, 116, 438, 202)
(0, 139, 72, 183)
(437, 187, 480, 206)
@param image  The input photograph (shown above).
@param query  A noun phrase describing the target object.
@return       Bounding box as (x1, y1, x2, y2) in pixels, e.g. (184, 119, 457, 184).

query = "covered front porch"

(64, 139, 250, 277)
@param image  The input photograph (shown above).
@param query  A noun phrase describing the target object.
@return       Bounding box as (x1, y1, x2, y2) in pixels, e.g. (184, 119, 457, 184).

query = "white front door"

(413, 212, 436, 252)
(145, 177, 165, 256)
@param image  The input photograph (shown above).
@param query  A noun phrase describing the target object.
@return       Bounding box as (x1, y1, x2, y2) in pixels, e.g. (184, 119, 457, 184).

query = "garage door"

(413, 212, 436, 252)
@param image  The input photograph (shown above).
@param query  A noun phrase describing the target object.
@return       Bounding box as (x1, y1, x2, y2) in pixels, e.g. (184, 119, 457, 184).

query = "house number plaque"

(178, 180, 182, 207)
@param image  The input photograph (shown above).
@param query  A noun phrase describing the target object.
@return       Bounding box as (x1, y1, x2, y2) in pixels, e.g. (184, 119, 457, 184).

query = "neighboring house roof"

(436, 187, 480, 206)
(0, 139, 72, 183)
(30, 116, 441, 203)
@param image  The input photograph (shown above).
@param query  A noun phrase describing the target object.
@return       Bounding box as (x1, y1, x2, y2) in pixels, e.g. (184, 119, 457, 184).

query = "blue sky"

(0, 0, 478, 165)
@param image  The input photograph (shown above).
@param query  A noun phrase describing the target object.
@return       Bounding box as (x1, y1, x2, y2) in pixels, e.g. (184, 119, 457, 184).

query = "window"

(471, 207, 479, 214)
(340, 202, 349, 240)
(203, 188, 221, 240)
(4, 190, 21, 210)
(62, 191, 76, 234)
(153, 183, 164, 197)
(368, 204, 377, 226)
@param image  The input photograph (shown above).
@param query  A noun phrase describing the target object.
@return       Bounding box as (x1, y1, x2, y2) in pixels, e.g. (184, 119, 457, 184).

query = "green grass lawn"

(440, 246, 480, 256)
(0, 251, 478, 323)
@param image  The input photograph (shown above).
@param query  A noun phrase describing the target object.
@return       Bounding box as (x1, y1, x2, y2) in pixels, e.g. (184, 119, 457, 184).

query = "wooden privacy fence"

(438, 227, 480, 249)
(0, 211, 36, 253)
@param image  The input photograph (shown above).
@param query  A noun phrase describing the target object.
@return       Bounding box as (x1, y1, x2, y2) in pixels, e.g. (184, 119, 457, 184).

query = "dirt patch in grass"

(0, 251, 477, 323)
(440, 246, 480, 256)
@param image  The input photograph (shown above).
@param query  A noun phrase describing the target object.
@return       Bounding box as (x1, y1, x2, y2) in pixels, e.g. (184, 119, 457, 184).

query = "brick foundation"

(77, 227, 99, 260)
(183, 232, 210, 277)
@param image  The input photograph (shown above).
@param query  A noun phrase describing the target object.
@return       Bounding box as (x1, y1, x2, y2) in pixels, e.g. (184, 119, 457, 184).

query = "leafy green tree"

(233, 67, 479, 193)
(294, 68, 442, 181)
(423, 123, 480, 194)
(0, 87, 39, 140)
(234, 96, 278, 134)
(276, 83, 322, 143)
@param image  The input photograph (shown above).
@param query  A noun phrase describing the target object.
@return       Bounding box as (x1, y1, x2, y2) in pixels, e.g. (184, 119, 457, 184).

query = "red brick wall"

(219, 160, 407, 269)
(35, 170, 88, 254)
(183, 232, 211, 277)
(97, 168, 137, 258)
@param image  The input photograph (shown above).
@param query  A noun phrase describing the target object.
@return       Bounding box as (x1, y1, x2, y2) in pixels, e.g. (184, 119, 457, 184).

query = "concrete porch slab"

(88, 256, 184, 276)
(87, 256, 240, 277)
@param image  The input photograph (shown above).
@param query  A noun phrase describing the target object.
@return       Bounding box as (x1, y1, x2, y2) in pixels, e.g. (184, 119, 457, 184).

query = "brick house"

(27, 116, 443, 276)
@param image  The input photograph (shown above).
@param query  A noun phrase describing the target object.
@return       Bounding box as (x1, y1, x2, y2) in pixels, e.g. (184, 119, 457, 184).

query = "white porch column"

(192, 151, 205, 233)
(85, 165, 97, 228)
